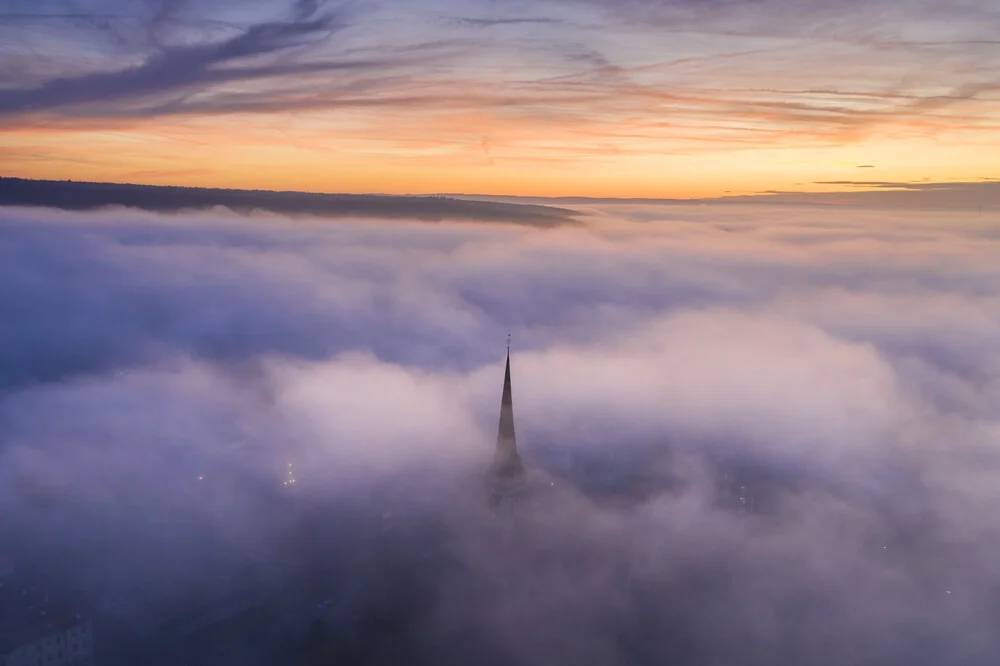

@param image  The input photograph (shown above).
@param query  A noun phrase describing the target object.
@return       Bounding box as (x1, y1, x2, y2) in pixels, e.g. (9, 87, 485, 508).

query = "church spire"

(491, 335, 524, 478)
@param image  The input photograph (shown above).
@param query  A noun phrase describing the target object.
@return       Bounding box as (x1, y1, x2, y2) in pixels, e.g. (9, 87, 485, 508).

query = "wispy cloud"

(448, 16, 561, 28)
(1, 0, 998, 194)
(0, 1, 344, 117)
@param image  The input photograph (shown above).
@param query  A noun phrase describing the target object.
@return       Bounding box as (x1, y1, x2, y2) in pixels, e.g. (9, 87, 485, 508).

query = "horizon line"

(2, 175, 998, 211)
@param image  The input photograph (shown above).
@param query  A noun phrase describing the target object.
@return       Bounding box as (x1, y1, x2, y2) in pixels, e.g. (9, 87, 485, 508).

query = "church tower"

(489, 337, 527, 510)
(491, 339, 524, 478)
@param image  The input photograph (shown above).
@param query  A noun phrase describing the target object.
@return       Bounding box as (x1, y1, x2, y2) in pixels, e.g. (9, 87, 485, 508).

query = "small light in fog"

(198, 476, 203, 481)
(946, 590, 952, 594)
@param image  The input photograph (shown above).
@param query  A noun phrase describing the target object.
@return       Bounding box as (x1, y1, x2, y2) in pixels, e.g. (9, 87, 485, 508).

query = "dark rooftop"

(0, 579, 88, 653)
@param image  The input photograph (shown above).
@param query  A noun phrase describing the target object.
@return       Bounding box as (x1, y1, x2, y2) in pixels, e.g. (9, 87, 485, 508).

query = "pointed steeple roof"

(499, 352, 514, 437)
(492, 341, 524, 479)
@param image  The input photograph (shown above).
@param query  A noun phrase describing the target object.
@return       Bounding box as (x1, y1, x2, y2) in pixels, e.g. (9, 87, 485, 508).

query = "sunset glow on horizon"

(2, 0, 999, 198)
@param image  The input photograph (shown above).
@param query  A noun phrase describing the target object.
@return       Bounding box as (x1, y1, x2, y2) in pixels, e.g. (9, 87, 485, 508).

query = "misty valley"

(1, 202, 998, 666)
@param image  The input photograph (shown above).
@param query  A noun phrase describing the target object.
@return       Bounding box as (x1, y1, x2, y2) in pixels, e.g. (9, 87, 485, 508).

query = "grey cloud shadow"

(0, 0, 342, 117)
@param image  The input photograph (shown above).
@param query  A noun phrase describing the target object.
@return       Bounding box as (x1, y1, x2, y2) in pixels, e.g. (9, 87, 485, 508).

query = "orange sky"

(1, 0, 999, 197)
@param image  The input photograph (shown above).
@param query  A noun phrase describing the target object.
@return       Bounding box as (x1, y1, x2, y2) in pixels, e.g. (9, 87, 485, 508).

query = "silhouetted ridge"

(0, 177, 578, 226)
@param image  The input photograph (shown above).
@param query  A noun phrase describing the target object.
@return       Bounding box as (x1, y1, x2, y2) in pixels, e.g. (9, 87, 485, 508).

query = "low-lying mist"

(1, 203, 998, 665)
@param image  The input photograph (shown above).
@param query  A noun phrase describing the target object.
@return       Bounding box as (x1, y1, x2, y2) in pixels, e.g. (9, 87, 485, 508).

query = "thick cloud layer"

(1, 203, 999, 664)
